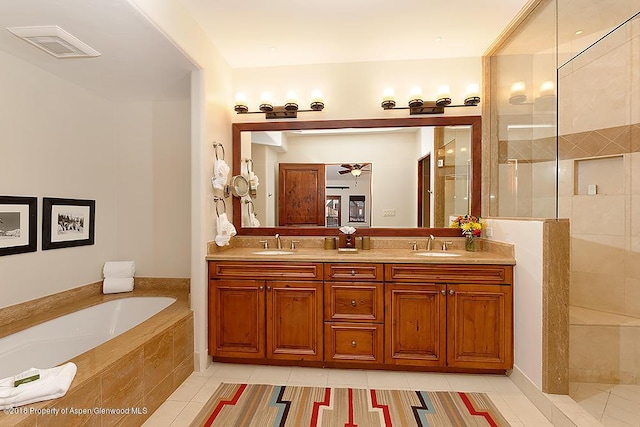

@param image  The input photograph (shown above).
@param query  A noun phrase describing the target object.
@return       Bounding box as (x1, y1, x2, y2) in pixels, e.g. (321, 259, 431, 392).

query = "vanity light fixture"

(509, 80, 556, 107)
(234, 90, 325, 119)
(381, 84, 480, 114)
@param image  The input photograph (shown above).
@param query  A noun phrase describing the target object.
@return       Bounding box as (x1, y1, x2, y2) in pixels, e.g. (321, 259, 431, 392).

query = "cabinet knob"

(351, 340, 357, 347)
(267, 286, 272, 292)
(449, 289, 455, 295)
(440, 290, 446, 295)
(351, 300, 357, 307)
(259, 286, 264, 291)
(350, 269, 356, 276)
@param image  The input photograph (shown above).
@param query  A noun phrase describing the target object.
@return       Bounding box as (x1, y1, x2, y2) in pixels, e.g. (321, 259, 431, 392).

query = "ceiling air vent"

(7, 26, 100, 59)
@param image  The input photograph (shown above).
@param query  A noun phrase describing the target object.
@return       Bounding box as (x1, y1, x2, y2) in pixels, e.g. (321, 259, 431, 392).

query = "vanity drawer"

(385, 264, 512, 284)
(324, 263, 383, 281)
(324, 323, 384, 363)
(324, 282, 384, 322)
(209, 261, 323, 280)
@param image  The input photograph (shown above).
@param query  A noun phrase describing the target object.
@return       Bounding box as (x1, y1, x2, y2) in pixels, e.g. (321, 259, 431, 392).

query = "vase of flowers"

(450, 215, 484, 252)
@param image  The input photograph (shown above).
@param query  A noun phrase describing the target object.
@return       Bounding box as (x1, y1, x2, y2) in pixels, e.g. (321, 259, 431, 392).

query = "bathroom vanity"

(207, 241, 514, 374)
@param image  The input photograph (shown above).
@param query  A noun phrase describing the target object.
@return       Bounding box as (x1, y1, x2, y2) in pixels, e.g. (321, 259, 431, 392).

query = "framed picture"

(42, 197, 95, 250)
(0, 196, 37, 256)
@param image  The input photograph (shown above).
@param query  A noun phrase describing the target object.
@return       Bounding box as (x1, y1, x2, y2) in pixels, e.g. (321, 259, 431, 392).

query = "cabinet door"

(267, 281, 323, 360)
(447, 284, 513, 369)
(209, 279, 265, 358)
(278, 163, 326, 226)
(385, 283, 446, 367)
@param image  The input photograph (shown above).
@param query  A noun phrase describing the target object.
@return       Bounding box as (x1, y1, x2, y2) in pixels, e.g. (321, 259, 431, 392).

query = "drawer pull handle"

(350, 269, 356, 276)
(449, 289, 455, 295)
(351, 299, 357, 307)
(351, 340, 357, 347)
(440, 290, 446, 295)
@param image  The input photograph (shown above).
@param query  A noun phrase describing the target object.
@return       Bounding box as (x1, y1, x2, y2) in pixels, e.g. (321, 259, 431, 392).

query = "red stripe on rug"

(458, 392, 498, 427)
(204, 383, 248, 427)
(310, 387, 331, 427)
(370, 389, 393, 426)
(344, 388, 357, 427)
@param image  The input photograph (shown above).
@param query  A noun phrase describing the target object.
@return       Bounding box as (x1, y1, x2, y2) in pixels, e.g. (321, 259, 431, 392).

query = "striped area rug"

(191, 383, 510, 427)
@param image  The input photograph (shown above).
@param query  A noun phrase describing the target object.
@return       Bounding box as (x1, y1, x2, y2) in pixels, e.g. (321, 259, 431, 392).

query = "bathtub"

(0, 296, 175, 379)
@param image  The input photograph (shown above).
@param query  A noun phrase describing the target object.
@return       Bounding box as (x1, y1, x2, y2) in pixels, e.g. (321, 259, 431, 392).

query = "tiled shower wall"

(558, 14, 640, 319)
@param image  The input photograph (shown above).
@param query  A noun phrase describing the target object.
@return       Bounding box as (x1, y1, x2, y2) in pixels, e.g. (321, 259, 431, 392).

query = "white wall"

(0, 49, 191, 309)
(486, 218, 544, 389)
(232, 57, 482, 121)
(129, 0, 233, 371)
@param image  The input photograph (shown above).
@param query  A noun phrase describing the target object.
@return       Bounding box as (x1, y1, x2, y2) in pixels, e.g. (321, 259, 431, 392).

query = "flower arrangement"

(450, 215, 484, 237)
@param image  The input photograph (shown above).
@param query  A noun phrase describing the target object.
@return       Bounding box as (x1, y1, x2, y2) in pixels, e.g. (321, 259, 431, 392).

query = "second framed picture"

(42, 197, 95, 250)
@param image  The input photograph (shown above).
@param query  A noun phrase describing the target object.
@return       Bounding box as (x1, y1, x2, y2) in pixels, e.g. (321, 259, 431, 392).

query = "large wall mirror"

(232, 116, 481, 236)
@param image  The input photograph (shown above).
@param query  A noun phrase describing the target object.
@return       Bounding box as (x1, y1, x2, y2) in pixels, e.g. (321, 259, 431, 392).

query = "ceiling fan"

(339, 163, 370, 177)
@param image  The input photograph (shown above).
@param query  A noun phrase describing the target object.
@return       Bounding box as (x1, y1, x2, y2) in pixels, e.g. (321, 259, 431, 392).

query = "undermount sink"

(414, 252, 462, 257)
(252, 250, 294, 255)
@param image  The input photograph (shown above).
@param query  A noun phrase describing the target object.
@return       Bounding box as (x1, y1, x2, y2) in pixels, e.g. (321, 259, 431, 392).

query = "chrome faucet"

(409, 241, 418, 251)
(426, 235, 435, 251)
(442, 240, 453, 251)
(275, 233, 282, 249)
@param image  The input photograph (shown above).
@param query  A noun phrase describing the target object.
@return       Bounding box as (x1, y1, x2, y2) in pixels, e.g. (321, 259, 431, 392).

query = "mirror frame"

(232, 116, 481, 236)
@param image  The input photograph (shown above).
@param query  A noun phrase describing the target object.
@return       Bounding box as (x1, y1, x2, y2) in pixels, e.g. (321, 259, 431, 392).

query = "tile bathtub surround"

(0, 279, 193, 427)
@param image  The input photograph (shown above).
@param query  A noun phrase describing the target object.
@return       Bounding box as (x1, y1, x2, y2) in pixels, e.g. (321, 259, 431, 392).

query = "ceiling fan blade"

(340, 164, 353, 169)
(338, 170, 351, 174)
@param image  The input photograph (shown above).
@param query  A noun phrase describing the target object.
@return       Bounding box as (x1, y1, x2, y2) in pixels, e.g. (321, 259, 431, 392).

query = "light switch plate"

(587, 184, 597, 195)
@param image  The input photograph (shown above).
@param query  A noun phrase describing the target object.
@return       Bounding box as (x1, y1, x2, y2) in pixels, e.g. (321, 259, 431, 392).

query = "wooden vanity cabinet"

(208, 262, 323, 361)
(385, 264, 513, 371)
(323, 263, 384, 364)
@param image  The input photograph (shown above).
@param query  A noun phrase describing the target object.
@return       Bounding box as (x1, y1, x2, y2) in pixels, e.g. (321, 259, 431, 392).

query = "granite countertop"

(206, 244, 515, 265)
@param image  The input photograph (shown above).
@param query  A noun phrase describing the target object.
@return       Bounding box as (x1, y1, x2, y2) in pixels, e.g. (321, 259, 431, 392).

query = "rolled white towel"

(0, 362, 77, 409)
(103, 261, 135, 278)
(212, 159, 230, 190)
(103, 277, 134, 294)
(215, 213, 237, 246)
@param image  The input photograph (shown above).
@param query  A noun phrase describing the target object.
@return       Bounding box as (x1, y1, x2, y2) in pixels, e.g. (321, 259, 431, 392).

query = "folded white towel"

(248, 171, 259, 188)
(0, 362, 77, 409)
(212, 159, 230, 190)
(103, 277, 134, 294)
(215, 213, 237, 246)
(103, 261, 135, 278)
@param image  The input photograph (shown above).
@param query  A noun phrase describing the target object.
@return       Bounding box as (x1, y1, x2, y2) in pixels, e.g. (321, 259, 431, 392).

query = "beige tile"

(287, 366, 329, 386)
(207, 362, 255, 381)
(571, 271, 625, 313)
(485, 391, 522, 423)
(191, 377, 224, 403)
(446, 373, 494, 392)
(248, 365, 291, 384)
(168, 375, 208, 402)
(173, 353, 194, 389)
(604, 393, 640, 426)
(324, 368, 368, 387)
(572, 196, 627, 236)
(144, 329, 174, 394)
(173, 314, 194, 367)
(145, 373, 176, 418)
(366, 370, 410, 389)
(102, 349, 144, 411)
(169, 401, 207, 427)
(38, 377, 102, 427)
(600, 414, 636, 427)
(142, 400, 187, 427)
(405, 371, 452, 391)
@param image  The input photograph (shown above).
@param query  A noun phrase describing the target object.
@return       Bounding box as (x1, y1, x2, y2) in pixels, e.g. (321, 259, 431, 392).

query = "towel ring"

(213, 142, 225, 161)
(243, 199, 255, 216)
(245, 158, 254, 174)
(213, 197, 226, 217)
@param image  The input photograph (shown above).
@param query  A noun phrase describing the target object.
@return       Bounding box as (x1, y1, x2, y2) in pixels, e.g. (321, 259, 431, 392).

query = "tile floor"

(571, 382, 640, 427)
(143, 363, 555, 426)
